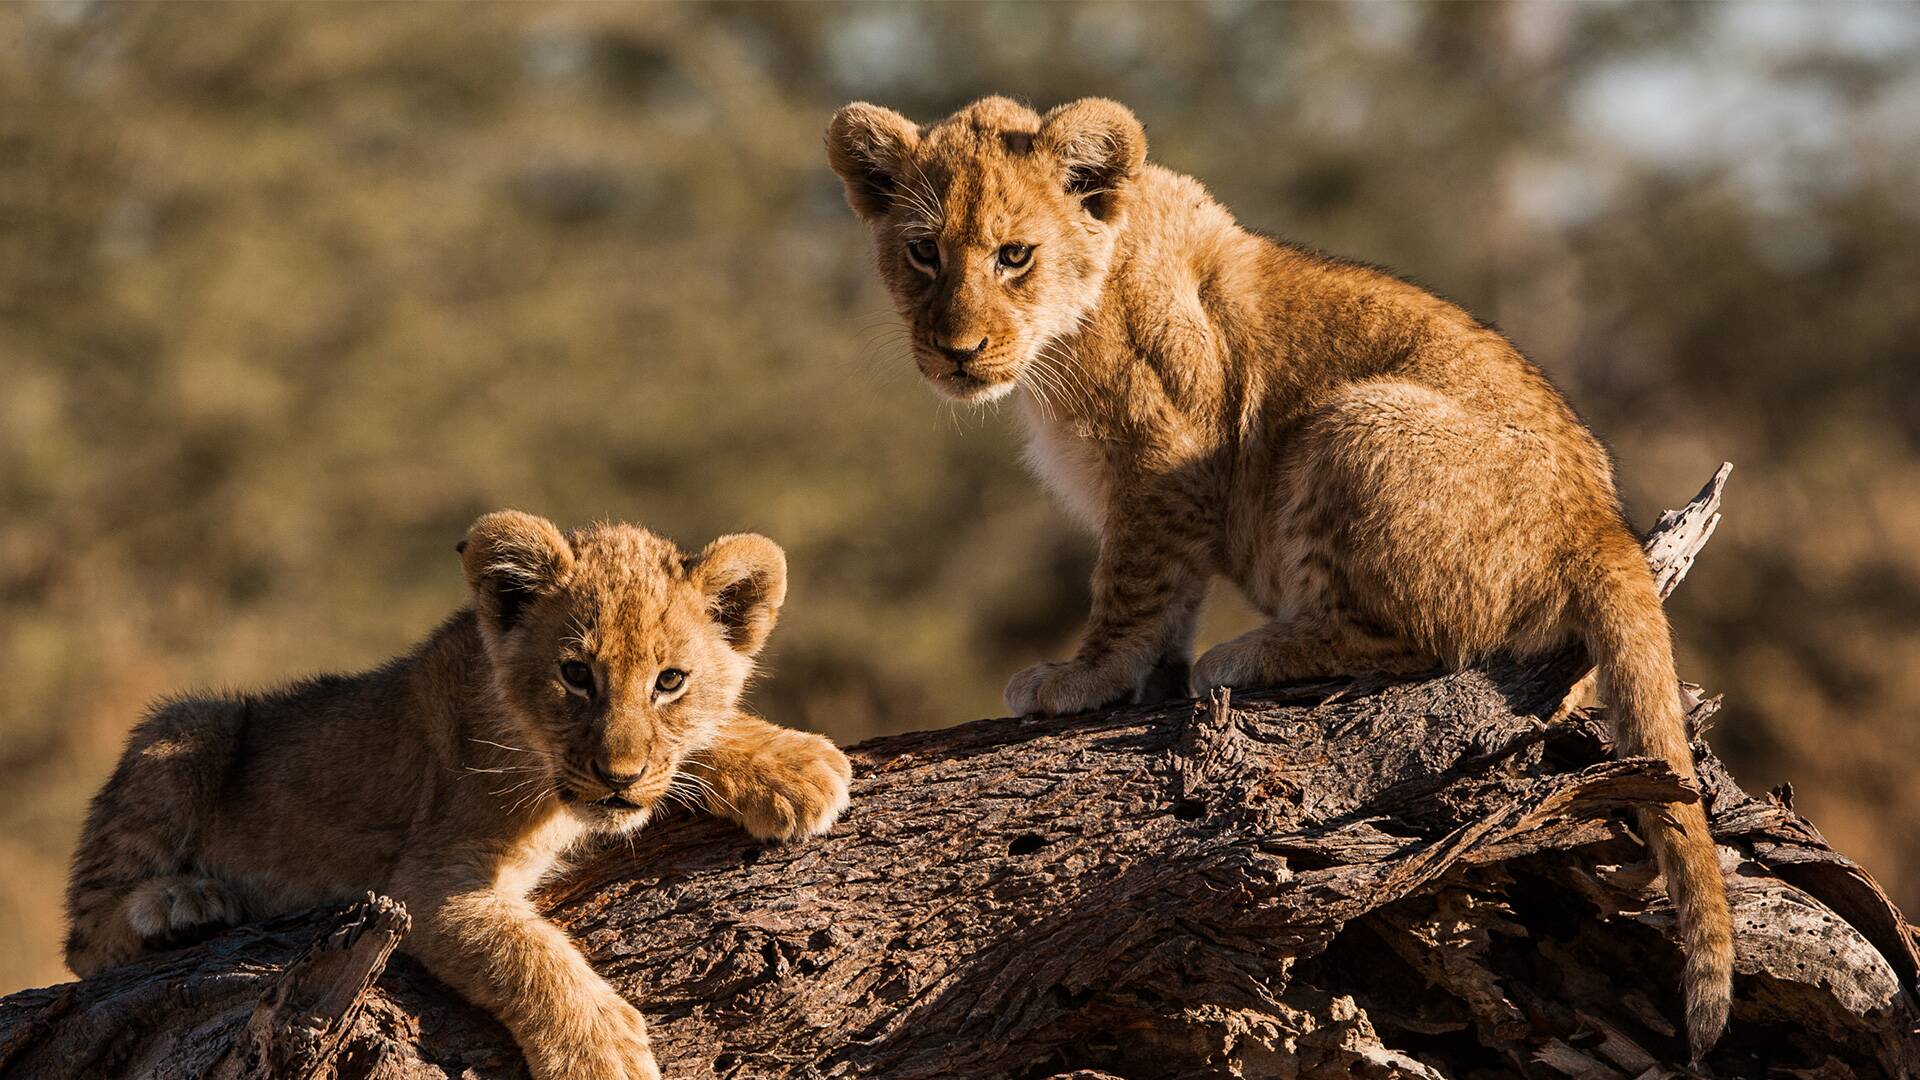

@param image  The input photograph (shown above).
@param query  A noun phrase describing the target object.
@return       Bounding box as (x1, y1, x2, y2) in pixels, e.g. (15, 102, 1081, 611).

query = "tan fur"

(830, 96, 1733, 1059)
(65, 512, 852, 1080)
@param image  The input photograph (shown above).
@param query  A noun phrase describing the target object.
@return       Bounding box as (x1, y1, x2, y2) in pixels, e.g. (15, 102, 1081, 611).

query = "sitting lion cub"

(64, 511, 853, 1080)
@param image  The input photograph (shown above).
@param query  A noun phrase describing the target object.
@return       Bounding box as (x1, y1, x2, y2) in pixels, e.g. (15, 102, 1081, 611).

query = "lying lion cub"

(65, 510, 852, 1080)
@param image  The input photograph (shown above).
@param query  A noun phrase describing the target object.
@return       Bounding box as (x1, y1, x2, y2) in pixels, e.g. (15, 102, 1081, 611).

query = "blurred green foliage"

(2, 1, 1917, 993)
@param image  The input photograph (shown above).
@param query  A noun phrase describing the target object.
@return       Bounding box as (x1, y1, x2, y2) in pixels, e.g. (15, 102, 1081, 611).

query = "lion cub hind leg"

(1198, 516, 1432, 694)
(1191, 612, 1433, 695)
(687, 713, 852, 842)
(123, 875, 245, 946)
(65, 698, 243, 976)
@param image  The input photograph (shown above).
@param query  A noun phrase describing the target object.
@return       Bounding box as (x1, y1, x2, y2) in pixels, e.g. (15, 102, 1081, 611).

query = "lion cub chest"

(1019, 393, 1111, 534)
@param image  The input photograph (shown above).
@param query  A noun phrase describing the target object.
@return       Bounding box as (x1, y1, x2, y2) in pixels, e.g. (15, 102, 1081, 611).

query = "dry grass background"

(3, 1, 1918, 994)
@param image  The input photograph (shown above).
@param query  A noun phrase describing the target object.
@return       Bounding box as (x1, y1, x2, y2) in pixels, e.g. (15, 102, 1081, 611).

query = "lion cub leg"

(397, 875, 659, 1080)
(122, 875, 246, 945)
(1006, 484, 1215, 716)
(66, 700, 248, 976)
(1191, 611, 1432, 694)
(1193, 510, 1430, 693)
(684, 713, 852, 842)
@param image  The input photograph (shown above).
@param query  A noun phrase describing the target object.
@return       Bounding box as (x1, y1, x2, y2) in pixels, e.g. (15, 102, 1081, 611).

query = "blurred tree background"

(3, 0, 1917, 994)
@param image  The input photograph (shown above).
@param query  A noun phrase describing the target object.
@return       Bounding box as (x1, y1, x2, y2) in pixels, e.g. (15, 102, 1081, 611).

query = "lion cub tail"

(1576, 531, 1734, 1062)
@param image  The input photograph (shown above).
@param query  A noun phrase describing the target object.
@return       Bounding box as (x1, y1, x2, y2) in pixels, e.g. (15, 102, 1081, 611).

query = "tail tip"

(1685, 982, 1731, 1064)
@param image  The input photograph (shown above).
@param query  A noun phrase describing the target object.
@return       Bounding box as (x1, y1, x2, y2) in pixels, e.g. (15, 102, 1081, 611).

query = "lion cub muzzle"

(557, 755, 652, 813)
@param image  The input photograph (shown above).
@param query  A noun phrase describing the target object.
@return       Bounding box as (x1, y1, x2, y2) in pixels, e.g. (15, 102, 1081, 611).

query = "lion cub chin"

(65, 510, 853, 1080)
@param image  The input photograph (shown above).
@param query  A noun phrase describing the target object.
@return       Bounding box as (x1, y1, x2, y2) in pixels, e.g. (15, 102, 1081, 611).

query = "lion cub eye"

(559, 661, 595, 695)
(998, 243, 1032, 269)
(905, 238, 939, 270)
(655, 668, 687, 694)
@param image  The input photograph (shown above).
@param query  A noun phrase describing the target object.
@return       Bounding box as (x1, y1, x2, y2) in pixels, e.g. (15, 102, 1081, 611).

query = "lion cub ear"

(688, 534, 788, 658)
(1037, 98, 1147, 221)
(461, 511, 574, 634)
(826, 102, 922, 221)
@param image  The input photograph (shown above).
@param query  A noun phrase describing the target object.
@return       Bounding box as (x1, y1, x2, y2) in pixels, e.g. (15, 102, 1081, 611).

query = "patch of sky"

(1067, 4, 1146, 74)
(826, 7, 937, 96)
(1572, 57, 1852, 213)
(1713, 0, 1920, 65)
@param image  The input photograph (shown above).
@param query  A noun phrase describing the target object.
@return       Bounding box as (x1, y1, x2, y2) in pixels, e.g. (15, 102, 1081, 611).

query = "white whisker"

(490, 772, 548, 799)
(470, 737, 548, 758)
(507, 780, 554, 817)
(669, 772, 740, 817)
(1038, 339, 1098, 408)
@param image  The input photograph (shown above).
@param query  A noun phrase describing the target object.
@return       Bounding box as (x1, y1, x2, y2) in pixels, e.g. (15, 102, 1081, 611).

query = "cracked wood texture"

(2, 466, 1916, 1080)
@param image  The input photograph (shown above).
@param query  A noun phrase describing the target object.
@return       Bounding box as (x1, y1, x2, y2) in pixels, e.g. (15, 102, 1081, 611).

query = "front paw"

(528, 994, 659, 1080)
(1004, 659, 1138, 716)
(1190, 638, 1272, 696)
(727, 730, 852, 843)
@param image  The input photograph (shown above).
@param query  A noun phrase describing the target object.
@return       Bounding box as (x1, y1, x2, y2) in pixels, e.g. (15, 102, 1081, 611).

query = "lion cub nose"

(590, 759, 644, 792)
(935, 336, 989, 366)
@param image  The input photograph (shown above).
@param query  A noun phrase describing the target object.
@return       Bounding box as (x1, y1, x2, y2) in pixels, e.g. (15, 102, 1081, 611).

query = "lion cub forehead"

(561, 525, 709, 647)
(923, 97, 1044, 158)
(957, 96, 1040, 129)
(569, 521, 682, 564)
(565, 525, 688, 596)
(913, 102, 1063, 234)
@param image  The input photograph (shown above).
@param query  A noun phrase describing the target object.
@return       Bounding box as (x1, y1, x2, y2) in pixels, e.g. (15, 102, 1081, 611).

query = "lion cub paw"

(527, 992, 659, 1080)
(1005, 659, 1137, 716)
(124, 876, 243, 944)
(720, 729, 852, 843)
(1189, 638, 1275, 696)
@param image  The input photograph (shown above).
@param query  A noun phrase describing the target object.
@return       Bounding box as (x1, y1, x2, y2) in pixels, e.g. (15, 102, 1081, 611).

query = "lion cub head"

(827, 96, 1146, 403)
(459, 511, 784, 829)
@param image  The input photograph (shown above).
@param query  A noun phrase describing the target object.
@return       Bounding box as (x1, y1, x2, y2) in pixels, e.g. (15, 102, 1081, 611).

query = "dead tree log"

(2, 466, 1916, 1080)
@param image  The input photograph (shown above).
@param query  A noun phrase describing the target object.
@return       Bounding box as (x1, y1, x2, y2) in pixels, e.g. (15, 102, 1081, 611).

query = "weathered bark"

(2, 466, 1915, 1080)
